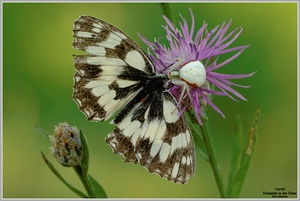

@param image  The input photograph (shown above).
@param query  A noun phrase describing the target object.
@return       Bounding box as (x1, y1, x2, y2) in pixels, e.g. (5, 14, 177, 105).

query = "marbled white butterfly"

(72, 16, 195, 184)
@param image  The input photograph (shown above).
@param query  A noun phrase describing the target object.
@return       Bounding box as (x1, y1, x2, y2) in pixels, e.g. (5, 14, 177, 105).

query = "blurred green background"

(3, 2, 297, 198)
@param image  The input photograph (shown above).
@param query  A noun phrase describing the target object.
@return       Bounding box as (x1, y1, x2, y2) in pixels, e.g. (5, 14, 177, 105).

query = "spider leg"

(171, 79, 193, 108)
(168, 57, 185, 71)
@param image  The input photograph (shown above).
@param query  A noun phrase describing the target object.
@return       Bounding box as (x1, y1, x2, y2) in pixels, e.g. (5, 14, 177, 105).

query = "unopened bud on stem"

(50, 123, 83, 167)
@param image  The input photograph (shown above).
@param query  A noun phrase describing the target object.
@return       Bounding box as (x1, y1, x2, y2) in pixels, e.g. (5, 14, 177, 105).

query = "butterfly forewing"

(72, 15, 195, 184)
(73, 16, 155, 121)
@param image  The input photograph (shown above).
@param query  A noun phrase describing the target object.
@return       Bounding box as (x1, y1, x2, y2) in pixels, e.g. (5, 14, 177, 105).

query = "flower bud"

(50, 123, 83, 167)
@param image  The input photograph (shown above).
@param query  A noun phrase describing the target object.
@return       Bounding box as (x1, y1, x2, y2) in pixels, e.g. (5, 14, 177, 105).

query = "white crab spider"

(167, 58, 207, 106)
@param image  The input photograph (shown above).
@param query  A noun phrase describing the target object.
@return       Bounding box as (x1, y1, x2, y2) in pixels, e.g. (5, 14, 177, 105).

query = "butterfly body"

(72, 16, 195, 184)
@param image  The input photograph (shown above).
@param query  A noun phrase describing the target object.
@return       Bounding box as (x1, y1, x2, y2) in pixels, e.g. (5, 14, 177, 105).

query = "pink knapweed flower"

(139, 9, 255, 124)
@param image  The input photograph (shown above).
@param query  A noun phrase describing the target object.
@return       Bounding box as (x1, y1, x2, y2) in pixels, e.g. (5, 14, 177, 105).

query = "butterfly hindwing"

(106, 89, 195, 184)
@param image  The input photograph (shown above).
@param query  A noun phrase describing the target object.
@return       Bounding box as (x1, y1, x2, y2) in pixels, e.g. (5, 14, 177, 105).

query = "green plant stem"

(160, 3, 175, 23)
(200, 120, 226, 198)
(73, 166, 96, 198)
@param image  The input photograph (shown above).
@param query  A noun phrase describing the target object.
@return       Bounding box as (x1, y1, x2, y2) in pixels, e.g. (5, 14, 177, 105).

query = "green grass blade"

(227, 113, 244, 197)
(187, 117, 209, 161)
(230, 106, 260, 197)
(185, 107, 209, 162)
(72, 131, 107, 198)
(88, 174, 108, 198)
(35, 125, 51, 143)
(79, 130, 89, 176)
(41, 151, 88, 198)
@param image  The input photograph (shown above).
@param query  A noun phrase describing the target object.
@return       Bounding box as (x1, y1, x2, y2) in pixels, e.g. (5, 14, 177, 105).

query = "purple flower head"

(139, 8, 255, 124)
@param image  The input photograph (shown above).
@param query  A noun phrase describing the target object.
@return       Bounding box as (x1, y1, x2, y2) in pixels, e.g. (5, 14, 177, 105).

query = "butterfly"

(72, 16, 195, 184)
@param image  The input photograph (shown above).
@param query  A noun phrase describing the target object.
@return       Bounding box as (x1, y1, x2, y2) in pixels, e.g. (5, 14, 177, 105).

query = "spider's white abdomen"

(179, 60, 206, 88)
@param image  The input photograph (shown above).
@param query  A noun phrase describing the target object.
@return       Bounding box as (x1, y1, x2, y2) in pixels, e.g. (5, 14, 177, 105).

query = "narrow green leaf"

(79, 130, 89, 176)
(35, 125, 51, 143)
(187, 117, 209, 161)
(72, 130, 107, 198)
(227, 113, 244, 196)
(230, 106, 260, 197)
(73, 131, 98, 198)
(185, 106, 209, 161)
(89, 174, 107, 198)
(41, 151, 88, 198)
